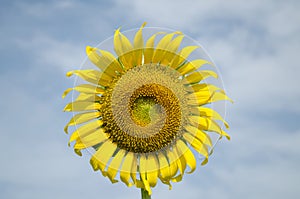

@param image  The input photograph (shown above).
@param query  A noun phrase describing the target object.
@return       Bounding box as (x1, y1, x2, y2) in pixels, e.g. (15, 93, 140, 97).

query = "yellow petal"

(185, 70, 218, 84)
(186, 85, 227, 106)
(99, 50, 124, 72)
(189, 85, 222, 105)
(157, 152, 175, 188)
(190, 83, 221, 93)
(155, 32, 181, 50)
(152, 32, 181, 63)
(67, 69, 113, 87)
(184, 125, 212, 146)
(72, 93, 101, 102)
(92, 141, 118, 173)
(114, 28, 133, 56)
(166, 149, 179, 178)
(183, 132, 209, 159)
(160, 34, 184, 65)
(120, 152, 135, 187)
(119, 51, 137, 69)
(63, 101, 101, 112)
(106, 149, 126, 183)
(190, 116, 230, 140)
(170, 46, 199, 68)
(133, 49, 143, 66)
(144, 47, 155, 65)
(74, 128, 108, 149)
(64, 111, 101, 133)
(134, 22, 146, 49)
(171, 174, 183, 183)
(98, 73, 114, 87)
(113, 28, 123, 56)
(174, 147, 184, 170)
(187, 87, 216, 100)
(177, 59, 212, 75)
(133, 22, 146, 66)
(166, 35, 184, 54)
(175, 140, 196, 173)
(130, 154, 138, 185)
(189, 87, 217, 97)
(171, 147, 187, 182)
(86, 46, 122, 76)
(113, 28, 135, 69)
(67, 70, 101, 85)
(139, 154, 152, 195)
(167, 148, 183, 183)
(144, 32, 166, 64)
(69, 120, 103, 143)
(191, 107, 229, 128)
(62, 84, 105, 99)
(209, 91, 234, 104)
(158, 152, 171, 180)
(119, 32, 133, 53)
(90, 155, 100, 171)
(143, 154, 159, 187)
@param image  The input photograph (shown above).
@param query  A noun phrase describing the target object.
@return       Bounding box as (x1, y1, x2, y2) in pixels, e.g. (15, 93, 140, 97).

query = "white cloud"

(15, 0, 76, 18)
(14, 34, 85, 73)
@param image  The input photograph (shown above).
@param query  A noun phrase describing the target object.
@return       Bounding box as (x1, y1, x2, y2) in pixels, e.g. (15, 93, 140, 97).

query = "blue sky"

(1, 0, 300, 198)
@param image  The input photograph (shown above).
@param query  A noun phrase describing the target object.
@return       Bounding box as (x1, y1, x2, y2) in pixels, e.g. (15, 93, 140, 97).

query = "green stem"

(141, 188, 151, 199)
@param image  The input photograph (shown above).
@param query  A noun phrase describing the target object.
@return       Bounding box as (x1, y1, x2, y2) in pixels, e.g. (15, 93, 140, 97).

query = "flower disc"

(100, 63, 193, 153)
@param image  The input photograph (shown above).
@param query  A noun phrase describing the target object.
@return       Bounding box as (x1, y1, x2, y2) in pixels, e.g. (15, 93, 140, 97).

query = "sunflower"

(63, 23, 232, 196)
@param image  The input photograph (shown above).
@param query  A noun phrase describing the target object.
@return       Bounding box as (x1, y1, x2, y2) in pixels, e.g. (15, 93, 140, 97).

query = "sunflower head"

(63, 23, 232, 195)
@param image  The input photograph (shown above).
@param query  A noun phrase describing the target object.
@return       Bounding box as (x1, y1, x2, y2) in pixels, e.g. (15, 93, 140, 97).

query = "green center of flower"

(131, 97, 163, 126)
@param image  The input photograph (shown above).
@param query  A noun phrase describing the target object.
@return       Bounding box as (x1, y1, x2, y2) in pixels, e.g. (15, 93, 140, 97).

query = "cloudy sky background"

(1, 0, 299, 198)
